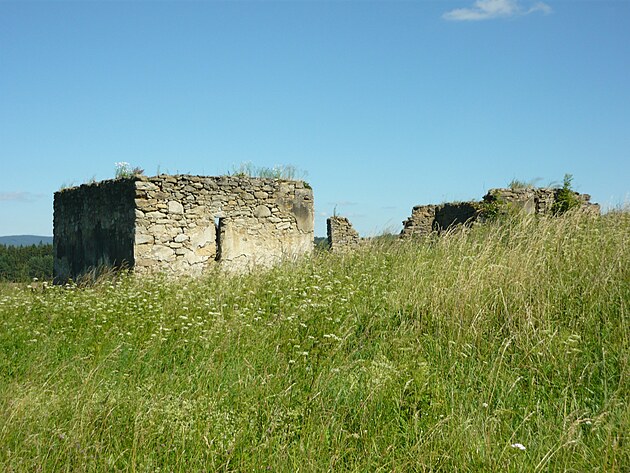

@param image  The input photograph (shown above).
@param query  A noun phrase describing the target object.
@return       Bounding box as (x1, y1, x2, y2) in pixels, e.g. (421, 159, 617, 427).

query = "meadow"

(0, 210, 627, 472)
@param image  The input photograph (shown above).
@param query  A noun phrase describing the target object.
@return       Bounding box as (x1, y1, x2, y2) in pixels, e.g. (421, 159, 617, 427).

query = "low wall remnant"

(401, 187, 600, 238)
(327, 216, 360, 253)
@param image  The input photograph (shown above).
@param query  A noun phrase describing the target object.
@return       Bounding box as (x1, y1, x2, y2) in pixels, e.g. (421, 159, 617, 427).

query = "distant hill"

(0, 235, 53, 247)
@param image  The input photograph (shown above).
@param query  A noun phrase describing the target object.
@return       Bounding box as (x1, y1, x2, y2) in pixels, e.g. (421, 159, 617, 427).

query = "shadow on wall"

(400, 187, 600, 238)
(53, 174, 314, 282)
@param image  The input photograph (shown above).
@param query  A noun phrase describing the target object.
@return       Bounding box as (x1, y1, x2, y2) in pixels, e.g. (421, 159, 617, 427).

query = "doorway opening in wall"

(214, 217, 223, 261)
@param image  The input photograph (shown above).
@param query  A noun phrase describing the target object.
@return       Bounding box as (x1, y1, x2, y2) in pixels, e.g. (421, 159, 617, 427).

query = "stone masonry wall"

(53, 179, 136, 282)
(483, 188, 600, 215)
(54, 174, 314, 280)
(401, 202, 478, 238)
(134, 175, 314, 274)
(327, 216, 360, 252)
(401, 187, 600, 238)
(400, 205, 437, 237)
(434, 202, 479, 232)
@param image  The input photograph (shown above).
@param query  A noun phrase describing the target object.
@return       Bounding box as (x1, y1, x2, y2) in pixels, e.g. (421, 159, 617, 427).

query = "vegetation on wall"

(114, 162, 144, 179)
(553, 173, 581, 214)
(229, 161, 308, 181)
(507, 178, 537, 190)
(479, 174, 585, 221)
(476, 195, 506, 221)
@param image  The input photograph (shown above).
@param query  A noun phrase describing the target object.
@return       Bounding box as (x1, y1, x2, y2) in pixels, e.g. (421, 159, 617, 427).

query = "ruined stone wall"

(133, 175, 314, 274)
(483, 188, 600, 215)
(401, 187, 600, 238)
(401, 203, 478, 238)
(53, 179, 136, 282)
(327, 216, 360, 252)
(400, 205, 436, 238)
(434, 202, 479, 231)
(54, 174, 314, 280)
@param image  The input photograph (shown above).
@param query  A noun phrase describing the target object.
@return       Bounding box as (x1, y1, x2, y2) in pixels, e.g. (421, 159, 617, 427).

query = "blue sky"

(1, 0, 628, 237)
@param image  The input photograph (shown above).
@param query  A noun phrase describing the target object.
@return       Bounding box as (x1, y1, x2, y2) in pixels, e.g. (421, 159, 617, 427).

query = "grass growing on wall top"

(229, 161, 308, 181)
(0, 210, 628, 471)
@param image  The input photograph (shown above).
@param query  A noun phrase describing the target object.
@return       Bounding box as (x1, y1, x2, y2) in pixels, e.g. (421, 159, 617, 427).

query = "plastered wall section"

(53, 179, 136, 282)
(133, 175, 314, 274)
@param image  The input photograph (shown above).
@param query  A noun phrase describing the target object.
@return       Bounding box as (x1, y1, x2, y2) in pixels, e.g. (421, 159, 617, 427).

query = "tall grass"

(229, 162, 307, 181)
(0, 211, 627, 471)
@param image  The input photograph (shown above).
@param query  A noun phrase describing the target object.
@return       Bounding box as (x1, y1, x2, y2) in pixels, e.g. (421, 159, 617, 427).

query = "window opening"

(215, 217, 223, 261)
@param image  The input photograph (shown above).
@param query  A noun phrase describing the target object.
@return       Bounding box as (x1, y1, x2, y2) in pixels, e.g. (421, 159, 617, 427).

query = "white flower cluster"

(115, 162, 133, 179)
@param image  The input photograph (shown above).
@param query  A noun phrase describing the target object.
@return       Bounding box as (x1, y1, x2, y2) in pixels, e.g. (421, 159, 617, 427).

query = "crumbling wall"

(53, 179, 136, 282)
(401, 202, 478, 238)
(54, 174, 314, 280)
(483, 188, 600, 215)
(134, 175, 314, 274)
(401, 187, 600, 238)
(327, 216, 360, 252)
(434, 202, 479, 231)
(400, 205, 436, 237)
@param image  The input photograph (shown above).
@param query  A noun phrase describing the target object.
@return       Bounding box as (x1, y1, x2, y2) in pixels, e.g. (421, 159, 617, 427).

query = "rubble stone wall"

(401, 202, 478, 238)
(53, 179, 136, 282)
(484, 188, 600, 215)
(134, 175, 314, 274)
(434, 202, 479, 231)
(400, 205, 437, 238)
(401, 187, 600, 238)
(54, 174, 314, 280)
(327, 216, 361, 252)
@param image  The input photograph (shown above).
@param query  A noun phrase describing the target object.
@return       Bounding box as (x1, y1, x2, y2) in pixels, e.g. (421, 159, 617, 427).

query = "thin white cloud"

(443, 0, 552, 21)
(0, 192, 41, 202)
(527, 2, 552, 15)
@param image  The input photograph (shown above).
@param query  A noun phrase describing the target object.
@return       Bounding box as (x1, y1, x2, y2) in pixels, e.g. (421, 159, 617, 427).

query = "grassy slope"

(0, 211, 628, 472)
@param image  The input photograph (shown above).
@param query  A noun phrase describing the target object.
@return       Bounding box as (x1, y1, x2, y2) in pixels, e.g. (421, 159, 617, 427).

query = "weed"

(0, 210, 627, 471)
(115, 162, 144, 179)
(553, 173, 581, 214)
(229, 161, 307, 181)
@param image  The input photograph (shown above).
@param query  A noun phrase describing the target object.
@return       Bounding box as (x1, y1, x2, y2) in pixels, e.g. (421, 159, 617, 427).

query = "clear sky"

(1, 0, 628, 237)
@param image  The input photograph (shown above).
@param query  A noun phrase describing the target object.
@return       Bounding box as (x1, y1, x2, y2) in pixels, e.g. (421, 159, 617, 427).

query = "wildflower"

(482, 402, 489, 408)
(511, 443, 526, 451)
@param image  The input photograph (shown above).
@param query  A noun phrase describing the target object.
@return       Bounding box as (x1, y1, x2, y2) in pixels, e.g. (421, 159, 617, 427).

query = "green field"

(1, 211, 628, 472)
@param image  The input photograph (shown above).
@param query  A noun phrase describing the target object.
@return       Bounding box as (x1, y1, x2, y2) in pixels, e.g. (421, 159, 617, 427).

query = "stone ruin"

(53, 174, 314, 282)
(53, 174, 602, 280)
(401, 202, 478, 238)
(401, 186, 600, 238)
(327, 216, 361, 253)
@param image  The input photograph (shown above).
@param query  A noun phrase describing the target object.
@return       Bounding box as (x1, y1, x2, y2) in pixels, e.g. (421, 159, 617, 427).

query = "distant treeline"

(0, 244, 53, 282)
